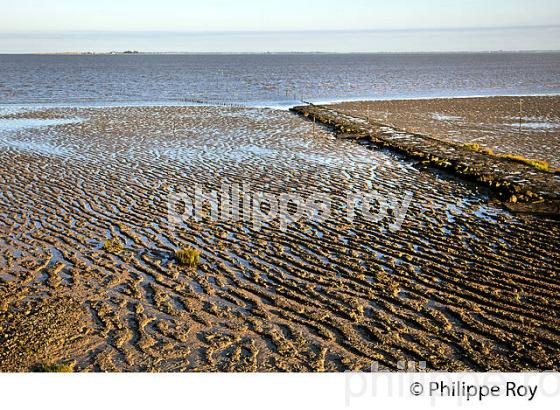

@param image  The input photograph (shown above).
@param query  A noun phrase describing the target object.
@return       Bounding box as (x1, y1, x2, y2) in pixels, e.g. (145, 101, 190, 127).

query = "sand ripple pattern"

(0, 106, 559, 371)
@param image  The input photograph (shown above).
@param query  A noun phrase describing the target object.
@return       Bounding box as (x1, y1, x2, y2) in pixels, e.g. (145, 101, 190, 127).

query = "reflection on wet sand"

(0, 106, 558, 372)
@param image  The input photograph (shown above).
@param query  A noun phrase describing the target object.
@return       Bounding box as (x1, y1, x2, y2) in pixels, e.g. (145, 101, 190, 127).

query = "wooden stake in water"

(312, 116, 316, 136)
(519, 99, 523, 136)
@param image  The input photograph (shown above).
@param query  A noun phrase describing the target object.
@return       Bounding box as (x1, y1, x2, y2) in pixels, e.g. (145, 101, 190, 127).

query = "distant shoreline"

(2, 93, 560, 111)
(4, 50, 558, 56)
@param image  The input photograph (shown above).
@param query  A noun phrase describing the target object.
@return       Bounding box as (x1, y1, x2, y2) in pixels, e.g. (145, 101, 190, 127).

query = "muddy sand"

(329, 96, 560, 169)
(0, 103, 559, 372)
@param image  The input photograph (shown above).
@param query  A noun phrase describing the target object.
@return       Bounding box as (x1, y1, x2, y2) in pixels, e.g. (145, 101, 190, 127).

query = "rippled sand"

(0, 106, 559, 371)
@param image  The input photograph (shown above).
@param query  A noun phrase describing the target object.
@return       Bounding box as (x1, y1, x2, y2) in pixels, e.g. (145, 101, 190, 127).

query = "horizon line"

(2, 50, 560, 55)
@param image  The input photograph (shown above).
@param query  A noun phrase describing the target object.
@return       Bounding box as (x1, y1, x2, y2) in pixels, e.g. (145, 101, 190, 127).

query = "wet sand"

(291, 101, 560, 216)
(329, 96, 560, 168)
(0, 105, 559, 372)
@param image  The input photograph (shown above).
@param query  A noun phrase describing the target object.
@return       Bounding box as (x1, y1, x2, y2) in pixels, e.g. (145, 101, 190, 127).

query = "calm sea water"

(0, 53, 559, 107)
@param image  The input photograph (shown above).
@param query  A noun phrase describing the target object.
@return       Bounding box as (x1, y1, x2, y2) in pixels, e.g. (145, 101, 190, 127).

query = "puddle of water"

(236, 145, 278, 158)
(0, 117, 82, 132)
(505, 121, 560, 130)
(432, 113, 462, 121)
(0, 118, 82, 156)
(0, 106, 36, 116)
(1, 139, 69, 156)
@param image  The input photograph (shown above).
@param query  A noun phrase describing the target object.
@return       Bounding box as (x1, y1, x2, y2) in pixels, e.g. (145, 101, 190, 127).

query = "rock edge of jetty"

(291, 104, 560, 217)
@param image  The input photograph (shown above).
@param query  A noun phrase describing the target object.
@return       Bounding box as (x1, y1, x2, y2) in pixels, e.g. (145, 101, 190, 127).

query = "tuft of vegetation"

(499, 154, 550, 172)
(175, 246, 201, 268)
(463, 143, 550, 172)
(102, 238, 124, 254)
(463, 143, 494, 156)
(37, 362, 74, 373)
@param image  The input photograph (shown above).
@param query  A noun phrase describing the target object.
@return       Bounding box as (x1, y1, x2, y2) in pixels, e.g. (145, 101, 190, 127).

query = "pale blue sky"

(1, 0, 559, 52)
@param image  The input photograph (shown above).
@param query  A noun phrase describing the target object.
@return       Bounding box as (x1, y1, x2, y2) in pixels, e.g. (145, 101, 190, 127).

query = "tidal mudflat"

(0, 104, 559, 372)
(330, 96, 560, 168)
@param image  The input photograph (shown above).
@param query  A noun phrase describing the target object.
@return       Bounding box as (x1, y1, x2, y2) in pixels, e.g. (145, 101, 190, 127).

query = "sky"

(1, 0, 559, 52)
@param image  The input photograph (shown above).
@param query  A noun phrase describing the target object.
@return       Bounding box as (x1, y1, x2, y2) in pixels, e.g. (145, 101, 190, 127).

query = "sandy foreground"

(330, 96, 560, 168)
(0, 101, 559, 372)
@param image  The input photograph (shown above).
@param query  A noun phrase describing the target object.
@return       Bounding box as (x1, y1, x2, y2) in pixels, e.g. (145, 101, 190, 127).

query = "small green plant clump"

(175, 246, 201, 268)
(463, 143, 551, 172)
(463, 143, 494, 156)
(499, 154, 550, 172)
(102, 238, 124, 254)
(37, 362, 74, 372)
